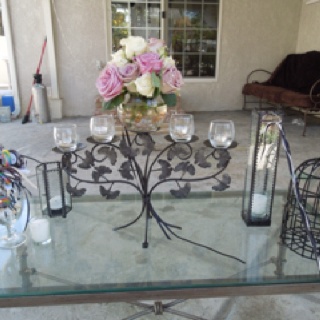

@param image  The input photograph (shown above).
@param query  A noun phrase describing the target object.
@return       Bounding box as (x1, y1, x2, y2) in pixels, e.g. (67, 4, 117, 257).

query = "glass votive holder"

(90, 115, 115, 143)
(170, 114, 194, 142)
(208, 120, 235, 148)
(53, 123, 78, 152)
(28, 217, 52, 245)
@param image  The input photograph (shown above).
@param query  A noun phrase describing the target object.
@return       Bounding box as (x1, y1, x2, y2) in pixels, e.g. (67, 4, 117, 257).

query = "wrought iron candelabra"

(57, 129, 244, 264)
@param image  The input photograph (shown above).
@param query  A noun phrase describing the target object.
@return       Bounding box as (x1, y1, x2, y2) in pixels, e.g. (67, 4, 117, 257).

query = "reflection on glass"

(186, 4, 202, 28)
(185, 54, 200, 76)
(131, 3, 146, 28)
(148, 29, 160, 39)
(204, 4, 218, 28)
(186, 31, 200, 52)
(112, 4, 129, 27)
(111, 1, 162, 52)
(171, 30, 184, 52)
(112, 29, 128, 51)
(147, 4, 160, 27)
(202, 30, 217, 52)
(167, 1, 219, 78)
(111, 0, 220, 78)
(200, 55, 215, 77)
(168, 4, 184, 28)
(131, 29, 147, 39)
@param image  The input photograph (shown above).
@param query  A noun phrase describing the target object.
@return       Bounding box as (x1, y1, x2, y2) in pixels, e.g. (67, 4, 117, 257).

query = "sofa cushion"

(242, 83, 286, 104)
(280, 90, 315, 108)
(242, 83, 316, 109)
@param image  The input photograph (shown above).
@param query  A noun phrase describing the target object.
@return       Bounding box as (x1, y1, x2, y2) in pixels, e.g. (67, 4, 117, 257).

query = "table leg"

(122, 300, 209, 320)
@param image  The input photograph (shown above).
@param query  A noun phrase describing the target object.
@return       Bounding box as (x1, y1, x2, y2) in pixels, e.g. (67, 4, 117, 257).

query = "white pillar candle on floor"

(251, 194, 268, 216)
(29, 218, 51, 244)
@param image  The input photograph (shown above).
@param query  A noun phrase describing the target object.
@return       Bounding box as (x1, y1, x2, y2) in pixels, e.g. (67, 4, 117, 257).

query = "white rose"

(120, 36, 147, 59)
(111, 49, 128, 67)
(158, 46, 167, 58)
(125, 81, 137, 93)
(134, 73, 154, 97)
(163, 56, 175, 68)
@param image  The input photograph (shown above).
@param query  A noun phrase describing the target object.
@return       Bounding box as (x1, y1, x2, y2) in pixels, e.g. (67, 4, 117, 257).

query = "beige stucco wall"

(183, 0, 301, 111)
(296, 1, 320, 52)
(52, 0, 106, 117)
(9, 0, 303, 116)
(0, 36, 9, 85)
(8, 0, 49, 114)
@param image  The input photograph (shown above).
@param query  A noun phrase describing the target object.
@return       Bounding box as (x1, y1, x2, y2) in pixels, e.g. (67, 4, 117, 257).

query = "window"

(110, 0, 220, 78)
(111, 1, 162, 51)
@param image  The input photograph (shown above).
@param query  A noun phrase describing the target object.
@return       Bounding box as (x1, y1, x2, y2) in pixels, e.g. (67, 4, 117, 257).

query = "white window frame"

(106, 0, 222, 83)
(0, 0, 20, 116)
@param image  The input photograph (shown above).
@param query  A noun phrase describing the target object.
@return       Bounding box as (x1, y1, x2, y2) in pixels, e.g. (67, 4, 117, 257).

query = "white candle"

(29, 218, 51, 245)
(92, 126, 114, 142)
(251, 194, 268, 216)
(50, 195, 63, 210)
(175, 125, 188, 136)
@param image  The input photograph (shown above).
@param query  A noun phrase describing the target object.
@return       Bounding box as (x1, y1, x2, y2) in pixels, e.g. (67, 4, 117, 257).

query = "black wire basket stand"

(281, 158, 320, 260)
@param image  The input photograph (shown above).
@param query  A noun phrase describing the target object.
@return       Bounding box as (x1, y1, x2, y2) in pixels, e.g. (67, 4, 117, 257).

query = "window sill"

(183, 77, 218, 83)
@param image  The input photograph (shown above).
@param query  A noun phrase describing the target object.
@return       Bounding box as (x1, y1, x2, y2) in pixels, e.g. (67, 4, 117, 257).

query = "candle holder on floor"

(281, 158, 320, 261)
(242, 111, 281, 226)
(36, 161, 72, 218)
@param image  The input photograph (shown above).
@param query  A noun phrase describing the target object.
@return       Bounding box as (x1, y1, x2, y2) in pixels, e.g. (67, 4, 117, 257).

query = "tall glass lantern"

(242, 111, 282, 226)
(36, 162, 72, 218)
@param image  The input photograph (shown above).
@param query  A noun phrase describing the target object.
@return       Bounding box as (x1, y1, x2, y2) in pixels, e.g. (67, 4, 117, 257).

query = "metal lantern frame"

(281, 158, 320, 261)
(36, 161, 72, 218)
(242, 110, 282, 226)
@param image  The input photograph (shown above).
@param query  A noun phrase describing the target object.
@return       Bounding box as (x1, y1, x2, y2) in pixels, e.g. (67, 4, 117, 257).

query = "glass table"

(0, 190, 320, 310)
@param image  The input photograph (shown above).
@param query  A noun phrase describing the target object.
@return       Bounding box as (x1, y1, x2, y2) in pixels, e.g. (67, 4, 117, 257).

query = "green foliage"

(151, 72, 161, 99)
(103, 93, 125, 110)
(151, 71, 161, 88)
(161, 93, 177, 107)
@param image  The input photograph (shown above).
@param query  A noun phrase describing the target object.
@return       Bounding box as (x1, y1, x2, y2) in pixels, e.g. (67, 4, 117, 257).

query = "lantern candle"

(251, 194, 268, 216)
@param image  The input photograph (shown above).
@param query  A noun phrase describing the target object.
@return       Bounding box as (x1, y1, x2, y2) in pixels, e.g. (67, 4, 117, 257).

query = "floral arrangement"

(96, 36, 183, 110)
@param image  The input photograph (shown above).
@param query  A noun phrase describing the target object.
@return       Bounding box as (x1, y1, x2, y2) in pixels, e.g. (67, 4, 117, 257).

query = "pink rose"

(148, 38, 165, 53)
(135, 52, 163, 74)
(96, 64, 123, 102)
(118, 63, 139, 82)
(161, 67, 184, 93)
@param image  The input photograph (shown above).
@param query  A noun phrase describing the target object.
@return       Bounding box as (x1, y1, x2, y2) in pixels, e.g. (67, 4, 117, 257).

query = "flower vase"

(117, 96, 167, 132)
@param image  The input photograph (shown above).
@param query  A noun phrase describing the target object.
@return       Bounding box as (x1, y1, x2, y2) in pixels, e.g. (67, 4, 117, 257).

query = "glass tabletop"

(0, 190, 319, 305)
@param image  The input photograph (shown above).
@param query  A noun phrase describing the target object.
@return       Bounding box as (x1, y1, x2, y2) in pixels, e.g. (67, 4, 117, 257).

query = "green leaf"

(151, 71, 161, 88)
(161, 93, 177, 107)
(153, 86, 160, 99)
(102, 94, 125, 110)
